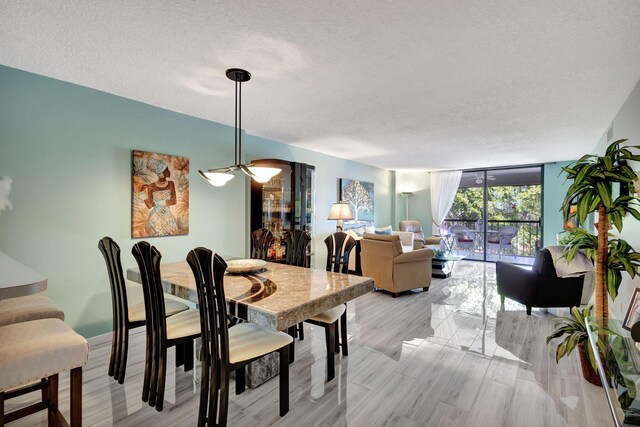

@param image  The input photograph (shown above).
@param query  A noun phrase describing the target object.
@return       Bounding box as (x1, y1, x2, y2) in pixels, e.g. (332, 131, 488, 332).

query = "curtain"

(430, 171, 462, 234)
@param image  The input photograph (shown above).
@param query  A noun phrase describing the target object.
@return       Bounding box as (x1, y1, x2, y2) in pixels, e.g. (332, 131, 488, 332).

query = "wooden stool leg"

(70, 367, 83, 426)
(1, 391, 5, 426)
(48, 374, 59, 427)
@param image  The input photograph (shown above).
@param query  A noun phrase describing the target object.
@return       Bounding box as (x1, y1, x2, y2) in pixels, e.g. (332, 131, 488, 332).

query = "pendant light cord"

(234, 77, 239, 165)
(238, 75, 242, 165)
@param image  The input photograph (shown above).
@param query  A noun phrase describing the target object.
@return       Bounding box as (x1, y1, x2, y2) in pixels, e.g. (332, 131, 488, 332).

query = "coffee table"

(432, 253, 465, 278)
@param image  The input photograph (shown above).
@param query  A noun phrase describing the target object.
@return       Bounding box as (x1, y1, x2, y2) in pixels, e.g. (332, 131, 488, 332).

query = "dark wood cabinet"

(250, 159, 315, 262)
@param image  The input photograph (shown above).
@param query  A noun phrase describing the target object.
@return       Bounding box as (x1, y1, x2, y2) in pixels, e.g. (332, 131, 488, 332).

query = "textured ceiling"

(1, 1, 639, 171)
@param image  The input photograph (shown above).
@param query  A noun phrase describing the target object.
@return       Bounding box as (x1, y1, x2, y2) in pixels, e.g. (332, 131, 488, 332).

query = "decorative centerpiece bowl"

(226, 259, 267, 274)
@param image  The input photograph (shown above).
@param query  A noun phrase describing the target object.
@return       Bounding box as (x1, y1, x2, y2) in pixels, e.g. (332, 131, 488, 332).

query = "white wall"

(395, 171, 432, 232)
(592, 79, 640, 320)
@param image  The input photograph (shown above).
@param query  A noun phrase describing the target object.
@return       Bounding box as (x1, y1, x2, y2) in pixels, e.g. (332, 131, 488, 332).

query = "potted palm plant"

(561, 139, 640, 318)
(547, 305, 611, 385)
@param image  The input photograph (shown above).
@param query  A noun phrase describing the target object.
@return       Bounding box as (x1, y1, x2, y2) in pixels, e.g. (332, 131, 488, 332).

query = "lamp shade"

(201, 171, 235, 187)
(328, 202, 353, 220)
(247, 166, 282, 183)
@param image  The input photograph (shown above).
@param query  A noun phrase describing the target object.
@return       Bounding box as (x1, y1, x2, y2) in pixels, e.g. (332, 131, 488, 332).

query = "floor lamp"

(401, 192, 413, 220)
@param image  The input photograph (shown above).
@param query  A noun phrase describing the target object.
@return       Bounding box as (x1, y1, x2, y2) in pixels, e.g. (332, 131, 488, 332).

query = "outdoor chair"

(487, 226, 518, 258)
(447, 225, 475, 252)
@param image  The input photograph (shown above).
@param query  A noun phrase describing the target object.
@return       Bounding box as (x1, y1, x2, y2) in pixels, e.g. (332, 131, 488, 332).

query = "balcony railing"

(442, 218, 541, 258)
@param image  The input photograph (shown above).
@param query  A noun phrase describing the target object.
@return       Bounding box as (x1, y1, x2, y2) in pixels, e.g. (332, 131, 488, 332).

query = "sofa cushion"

(362, 233, 403, 257)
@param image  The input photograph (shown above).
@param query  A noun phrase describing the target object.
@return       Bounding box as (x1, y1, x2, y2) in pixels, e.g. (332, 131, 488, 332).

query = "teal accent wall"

(542, 161, 574, 247)
(0, 65, 391, 337)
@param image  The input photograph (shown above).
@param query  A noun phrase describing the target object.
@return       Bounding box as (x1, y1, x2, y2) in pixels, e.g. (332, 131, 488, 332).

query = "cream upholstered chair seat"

(0, 294, 65, 327)
(128, 299, 190, 323)
(0, 318, 88, 392)
(166, 309, 201, 340)
(308, 304, 346, 324)
(126, 279, 189, 322)
(228, 322, 293, 364)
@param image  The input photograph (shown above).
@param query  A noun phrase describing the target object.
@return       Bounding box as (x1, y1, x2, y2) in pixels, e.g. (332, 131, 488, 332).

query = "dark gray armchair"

(496, 248, 584, 315)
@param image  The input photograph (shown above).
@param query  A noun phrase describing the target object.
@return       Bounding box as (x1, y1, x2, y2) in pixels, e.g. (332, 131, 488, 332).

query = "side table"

(432, 254, 464, 278)
(586, 316, 640, 426)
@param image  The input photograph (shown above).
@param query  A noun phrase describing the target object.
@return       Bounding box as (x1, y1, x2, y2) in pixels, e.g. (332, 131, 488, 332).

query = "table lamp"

(328, 202, 353, 232)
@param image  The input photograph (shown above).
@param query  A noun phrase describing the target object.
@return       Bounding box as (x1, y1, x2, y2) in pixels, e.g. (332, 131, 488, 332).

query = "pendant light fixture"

(199, 68, 281, 187)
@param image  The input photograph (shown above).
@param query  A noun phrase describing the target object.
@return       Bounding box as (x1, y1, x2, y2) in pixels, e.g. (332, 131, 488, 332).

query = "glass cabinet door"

(261, 174, 291, 262)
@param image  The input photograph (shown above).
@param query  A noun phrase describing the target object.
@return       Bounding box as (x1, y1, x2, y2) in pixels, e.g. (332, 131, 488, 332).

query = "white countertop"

(0, 251, 47, 299)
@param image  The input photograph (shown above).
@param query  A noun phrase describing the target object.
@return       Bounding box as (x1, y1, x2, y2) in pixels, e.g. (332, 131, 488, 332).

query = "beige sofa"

(360, 233, 434, 297)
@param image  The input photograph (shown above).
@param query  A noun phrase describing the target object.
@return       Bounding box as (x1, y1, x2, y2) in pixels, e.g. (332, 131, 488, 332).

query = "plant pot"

(578, 342, 602, 387)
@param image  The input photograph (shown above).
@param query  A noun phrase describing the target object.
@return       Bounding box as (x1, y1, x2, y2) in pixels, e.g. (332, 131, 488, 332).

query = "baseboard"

(87, 326, 145, 347)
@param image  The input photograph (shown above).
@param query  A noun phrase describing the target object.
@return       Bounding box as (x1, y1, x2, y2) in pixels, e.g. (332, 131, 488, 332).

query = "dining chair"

(186, 247, 292, 426)
(251, 228, 274, 260)
(286, 229, 344, 381)
(99, 237, 190, 384)
(131, 241, 200, 411)
(324, 232, 356, 357)
(284, 230, 310, 343)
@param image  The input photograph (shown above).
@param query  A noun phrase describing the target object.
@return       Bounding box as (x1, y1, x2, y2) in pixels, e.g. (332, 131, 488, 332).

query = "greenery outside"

(446, 184, 542, 257)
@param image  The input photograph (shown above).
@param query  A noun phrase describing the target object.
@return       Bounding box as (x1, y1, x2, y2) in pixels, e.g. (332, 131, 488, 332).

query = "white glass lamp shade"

(247, 166, 281, 183)
(328, 202, 353, 220)
(202, 171, 235, 187)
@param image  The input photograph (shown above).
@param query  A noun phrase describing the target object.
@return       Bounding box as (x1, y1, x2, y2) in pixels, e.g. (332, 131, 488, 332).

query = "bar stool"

(0, 294, 64, 327)
(0, 318, 88, 426)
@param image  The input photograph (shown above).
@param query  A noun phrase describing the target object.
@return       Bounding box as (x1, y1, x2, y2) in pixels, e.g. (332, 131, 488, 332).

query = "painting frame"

(562, 194, 580, 232)
(132, 150, 190, 238)
(622, 287, 640, 331)
(339, 178, 374, 226)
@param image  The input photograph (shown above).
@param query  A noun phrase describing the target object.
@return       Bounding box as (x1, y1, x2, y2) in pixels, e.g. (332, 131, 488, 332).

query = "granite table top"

(126, 261, 374, 332)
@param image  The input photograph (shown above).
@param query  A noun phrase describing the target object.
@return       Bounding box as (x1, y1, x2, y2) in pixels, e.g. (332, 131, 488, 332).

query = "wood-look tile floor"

(6, 261, 611, 426)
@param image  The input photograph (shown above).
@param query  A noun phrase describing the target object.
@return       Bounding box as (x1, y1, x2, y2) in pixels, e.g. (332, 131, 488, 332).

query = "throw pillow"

(374, 225, 393, 235)
(364, 225, 375, 234)
(350, 226, 365, 237)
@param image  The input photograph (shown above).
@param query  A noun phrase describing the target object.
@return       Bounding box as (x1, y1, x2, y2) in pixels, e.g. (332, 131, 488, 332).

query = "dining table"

(126, 259, 375, 387)
(0, 251, 48, 299)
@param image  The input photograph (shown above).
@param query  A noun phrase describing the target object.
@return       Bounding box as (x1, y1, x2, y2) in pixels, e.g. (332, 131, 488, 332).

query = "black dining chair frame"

(132, 241, 198, 412)
(251, 228, 274, 261)
(187, 248, 290, 426)
(99, 237, 146, 384)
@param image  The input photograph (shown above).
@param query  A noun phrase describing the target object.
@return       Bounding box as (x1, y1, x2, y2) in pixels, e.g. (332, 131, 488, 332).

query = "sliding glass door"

(444, 166, 542, 265)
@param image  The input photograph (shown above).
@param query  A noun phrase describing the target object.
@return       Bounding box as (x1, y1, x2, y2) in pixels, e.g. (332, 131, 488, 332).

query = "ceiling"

(1, 1, 639, 171)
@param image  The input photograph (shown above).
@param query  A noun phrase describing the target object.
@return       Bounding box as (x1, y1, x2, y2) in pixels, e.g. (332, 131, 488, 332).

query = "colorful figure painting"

(132, 150, 189, 238)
